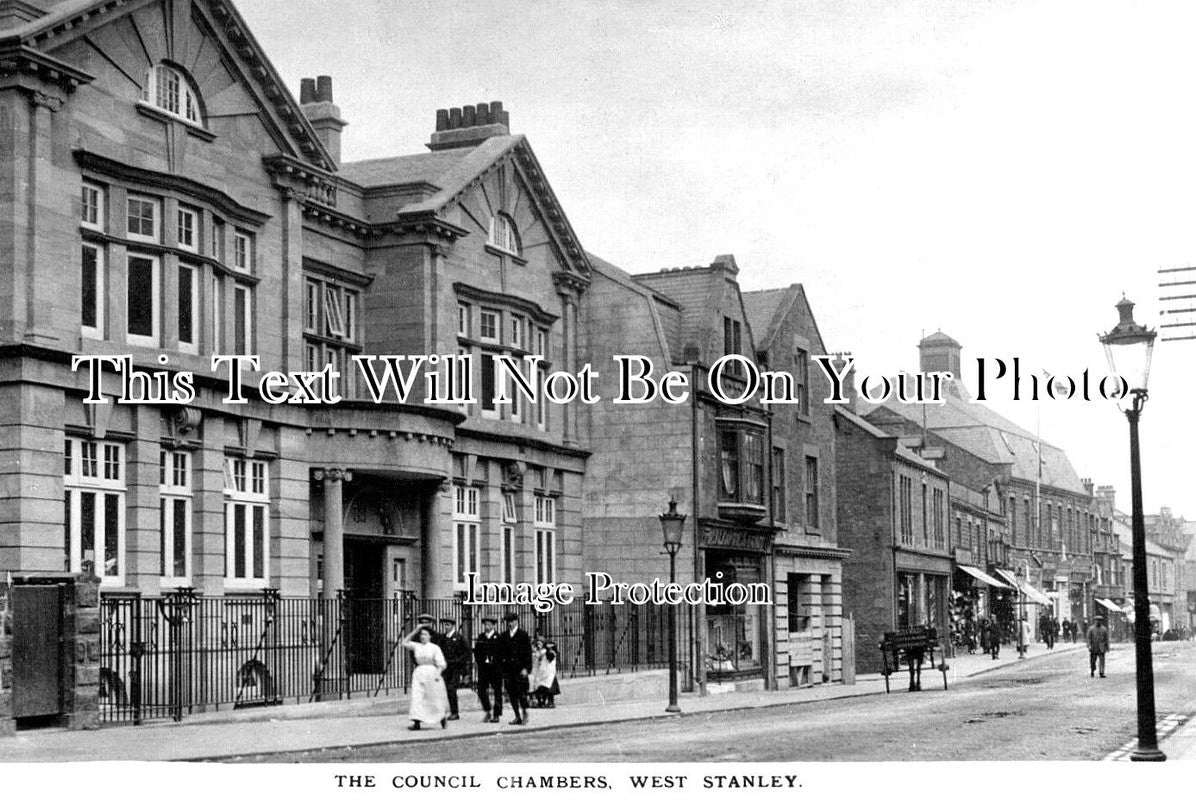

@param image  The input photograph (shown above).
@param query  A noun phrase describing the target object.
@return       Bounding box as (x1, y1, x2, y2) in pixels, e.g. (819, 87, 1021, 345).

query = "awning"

(957, 565, 1008, 589)
(994, 568, 1053, 606)
(1096, 598, 1123, 614)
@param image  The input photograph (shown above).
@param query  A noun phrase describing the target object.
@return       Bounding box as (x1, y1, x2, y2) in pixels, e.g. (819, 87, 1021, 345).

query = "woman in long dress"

(402, 625, 449, 731)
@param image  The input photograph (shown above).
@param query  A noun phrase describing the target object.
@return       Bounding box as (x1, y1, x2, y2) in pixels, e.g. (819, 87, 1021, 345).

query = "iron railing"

(98, 590, 686, 725)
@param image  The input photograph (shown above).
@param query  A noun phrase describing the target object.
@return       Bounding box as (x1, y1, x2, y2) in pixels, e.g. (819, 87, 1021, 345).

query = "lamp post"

(660, 497, 686, 713)
(1100, 296, 1164, 762)
(1018, 558, 1029, 660)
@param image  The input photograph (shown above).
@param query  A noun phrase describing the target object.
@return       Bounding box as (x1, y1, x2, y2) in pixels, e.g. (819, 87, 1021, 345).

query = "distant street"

(230, 641, 1196, 762)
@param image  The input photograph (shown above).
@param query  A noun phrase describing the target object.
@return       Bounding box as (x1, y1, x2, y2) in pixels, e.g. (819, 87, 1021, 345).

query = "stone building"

(834, 409, 952, 674)
(742, 285, 848, 686)
(581, 254, 813, 689)
(0, 0, 591, 603)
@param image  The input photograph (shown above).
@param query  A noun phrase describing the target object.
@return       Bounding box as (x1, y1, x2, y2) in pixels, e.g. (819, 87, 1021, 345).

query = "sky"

(240, 0, 1196, 518)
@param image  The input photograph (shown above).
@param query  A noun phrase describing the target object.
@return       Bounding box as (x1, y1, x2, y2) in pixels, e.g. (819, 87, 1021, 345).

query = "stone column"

(422, 482, 449, 598)
(315, 469, 351, 599)
(559, 293, 578, 446)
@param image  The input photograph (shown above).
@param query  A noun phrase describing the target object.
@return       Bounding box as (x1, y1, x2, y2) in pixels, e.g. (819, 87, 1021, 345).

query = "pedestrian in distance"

(531, 636, 559, 708)
(438, 616, 470, 721)
(474, 615, 504, 723)
(498, 611, 533, 725)
(988, 617, 1001, 660)
(1061, 619, 1072, 644)
(402, 625, 449, 731)
(1087, 616, 1110, 677)
(1019, 615, 1032, 656)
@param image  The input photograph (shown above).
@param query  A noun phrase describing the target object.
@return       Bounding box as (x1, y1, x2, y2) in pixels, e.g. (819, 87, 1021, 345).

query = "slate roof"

(339, 135, 524, 217)
(741, 287, 790, 350)
(836, 408, 945, 475)
(633, 267, 725, 361)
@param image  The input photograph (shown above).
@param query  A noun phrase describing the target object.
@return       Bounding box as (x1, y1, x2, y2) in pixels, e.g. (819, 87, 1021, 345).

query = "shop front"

(700, 526, 771, 682)
(894, 550, 953, 646)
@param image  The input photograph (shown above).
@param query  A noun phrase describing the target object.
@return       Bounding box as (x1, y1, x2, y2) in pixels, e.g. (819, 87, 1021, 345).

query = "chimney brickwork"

(299, 74, 346, 166)
(428, 101, 510, 151)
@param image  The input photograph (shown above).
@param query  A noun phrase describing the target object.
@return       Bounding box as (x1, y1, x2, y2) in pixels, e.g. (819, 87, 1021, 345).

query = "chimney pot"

(476, 102, 490, 124)
(490, 100, 503, 118)
(300, 77, 316, 104)
(435, 109, 450, 132)
(315, 75, 333, 103)
(499, 110, 510, 127)
(449, 107, 462, 129)
(462, 105, 476, 127)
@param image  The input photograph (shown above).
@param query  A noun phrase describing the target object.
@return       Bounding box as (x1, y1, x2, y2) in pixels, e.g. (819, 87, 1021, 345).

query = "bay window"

(716, 422, 766, 512)
(126, 253, 159, 346)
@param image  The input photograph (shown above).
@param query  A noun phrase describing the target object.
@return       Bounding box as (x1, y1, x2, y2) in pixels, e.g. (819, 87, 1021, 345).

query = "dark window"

(772, 447, 786, 522)
(127, 255, 155, 337)
(718, 428, 740, 501)
(795, 348, 809, 415)
(805, 456, 820, 529)
(81, 246, 98, 329)
(178, 265, 194, 345)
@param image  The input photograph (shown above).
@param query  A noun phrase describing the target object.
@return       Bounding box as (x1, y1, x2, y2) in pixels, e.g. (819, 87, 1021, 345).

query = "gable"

(24, 0, 332, 170)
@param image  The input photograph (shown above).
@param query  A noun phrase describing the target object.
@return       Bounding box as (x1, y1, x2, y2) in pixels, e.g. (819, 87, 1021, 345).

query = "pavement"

(0, 638, 1185, 762)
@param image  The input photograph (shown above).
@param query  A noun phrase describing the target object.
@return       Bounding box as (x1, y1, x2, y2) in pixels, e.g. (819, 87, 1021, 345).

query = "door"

(345, 540, 386, 673)
(12, 584, 64, 719)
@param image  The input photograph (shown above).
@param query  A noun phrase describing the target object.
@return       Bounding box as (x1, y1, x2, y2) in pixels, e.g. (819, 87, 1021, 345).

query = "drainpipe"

(691, 362, 706, 696)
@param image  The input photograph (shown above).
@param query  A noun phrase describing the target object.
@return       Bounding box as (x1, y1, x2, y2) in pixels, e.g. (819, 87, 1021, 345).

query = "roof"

(865, 391, 1087, 494)
(741, 287, 791, 349)
(835, 408, 945, 476)
(337, 150, 472, 189)
(920, 331, 961, 347)
(633, 267, 727, 360)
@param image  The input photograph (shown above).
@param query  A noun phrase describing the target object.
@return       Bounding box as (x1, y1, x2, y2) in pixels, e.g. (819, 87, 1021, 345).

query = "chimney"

(428, 101, 510, 151)
(300, 75, 347, 167)
(1082, 478, 1094, 496)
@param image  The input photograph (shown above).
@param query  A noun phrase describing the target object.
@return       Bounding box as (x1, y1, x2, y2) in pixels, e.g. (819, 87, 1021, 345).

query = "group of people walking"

(402, 611, 562, 732)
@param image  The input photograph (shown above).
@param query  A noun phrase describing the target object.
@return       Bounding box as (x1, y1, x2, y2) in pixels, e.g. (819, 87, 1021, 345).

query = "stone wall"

(0, 574, 101, 735)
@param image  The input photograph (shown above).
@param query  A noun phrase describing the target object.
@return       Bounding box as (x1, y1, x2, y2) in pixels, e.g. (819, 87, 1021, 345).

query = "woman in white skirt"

(402, 625, 449, 731)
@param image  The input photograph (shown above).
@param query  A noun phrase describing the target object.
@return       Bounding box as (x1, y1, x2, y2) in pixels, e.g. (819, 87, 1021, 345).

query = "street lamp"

(660, 497, 686, 713)
(1018, 558, 1029, 660)
(1099, 296, 1164, 762)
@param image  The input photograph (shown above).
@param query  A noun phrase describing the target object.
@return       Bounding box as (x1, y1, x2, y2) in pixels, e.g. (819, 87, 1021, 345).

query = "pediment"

(21, 0, 333, 170)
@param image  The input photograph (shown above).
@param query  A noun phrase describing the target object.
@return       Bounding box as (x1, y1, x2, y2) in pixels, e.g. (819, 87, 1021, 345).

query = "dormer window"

(487, 213, 521, 256)
(145, 64, 203, 126)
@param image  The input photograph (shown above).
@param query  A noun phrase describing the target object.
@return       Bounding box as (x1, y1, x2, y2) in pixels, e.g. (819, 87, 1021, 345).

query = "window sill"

(136, 101, 216, 142)
(485, 244, 527, 265)
(717, 501, 768, 523)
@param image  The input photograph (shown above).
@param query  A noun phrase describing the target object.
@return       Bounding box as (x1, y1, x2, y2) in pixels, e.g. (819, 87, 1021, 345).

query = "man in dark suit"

(438, 617, 470, 721)
(1087, 616, 1110, 678)
(474, 616, 503, 722)
(497, 611, 532, 725)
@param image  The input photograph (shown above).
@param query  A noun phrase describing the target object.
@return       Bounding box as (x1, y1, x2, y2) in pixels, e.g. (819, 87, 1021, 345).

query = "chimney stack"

(299, 74, 347, 166)
(428, 101, 510, 151)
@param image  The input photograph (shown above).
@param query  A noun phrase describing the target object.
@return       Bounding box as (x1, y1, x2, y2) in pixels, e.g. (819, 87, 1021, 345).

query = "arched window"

(487, 213, 520, 256)
(144, 63, 203, 125)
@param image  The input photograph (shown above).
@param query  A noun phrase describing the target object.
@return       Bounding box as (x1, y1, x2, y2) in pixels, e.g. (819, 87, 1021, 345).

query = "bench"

(879, 626, 949, 693)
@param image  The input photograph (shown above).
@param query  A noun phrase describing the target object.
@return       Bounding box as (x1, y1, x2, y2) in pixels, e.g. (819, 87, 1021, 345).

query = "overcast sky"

(242, 0, 1196, 518)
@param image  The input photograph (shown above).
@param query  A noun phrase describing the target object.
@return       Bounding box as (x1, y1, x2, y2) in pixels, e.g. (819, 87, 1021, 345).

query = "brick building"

(865, 333, 1096, 636)
(834, 409, 951, 673)
(742, 285, 848, 686)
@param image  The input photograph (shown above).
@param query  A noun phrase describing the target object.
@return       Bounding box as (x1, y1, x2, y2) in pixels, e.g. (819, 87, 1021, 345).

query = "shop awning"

(994, 568, 1053, 606)
(957, 565, 1009, 589)
(1096, 598, 1123, 614)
